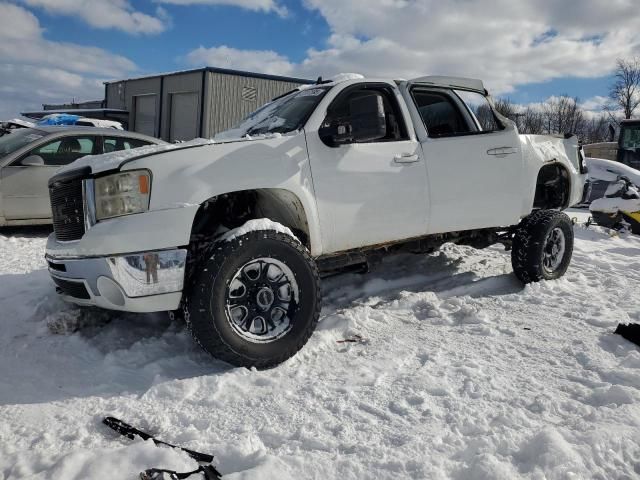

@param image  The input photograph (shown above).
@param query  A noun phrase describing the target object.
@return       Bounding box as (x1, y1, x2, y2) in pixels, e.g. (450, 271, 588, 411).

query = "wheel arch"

(532, 163, 571, 210)
(189, 188, 319, 252)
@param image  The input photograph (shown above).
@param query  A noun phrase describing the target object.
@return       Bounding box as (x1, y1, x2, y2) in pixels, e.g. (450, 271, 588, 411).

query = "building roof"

(104, 66, 315, 86)
(21, 108, 128, 119)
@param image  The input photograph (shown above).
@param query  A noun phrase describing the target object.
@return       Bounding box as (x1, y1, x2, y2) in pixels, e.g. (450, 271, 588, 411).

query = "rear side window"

(455, 90, 503, 132)
(103, 137, 152, 153)
(29, 136, 95, 165)
(411, 90, 471, 138)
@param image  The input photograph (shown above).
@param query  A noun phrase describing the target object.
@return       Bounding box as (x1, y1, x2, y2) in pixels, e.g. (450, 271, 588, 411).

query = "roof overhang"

(408, 76, 485, 93)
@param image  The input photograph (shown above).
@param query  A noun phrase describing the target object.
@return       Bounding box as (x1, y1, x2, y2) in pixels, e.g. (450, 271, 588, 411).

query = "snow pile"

(590, 180, 640, 214)
(221, 218, 298, 242)
(1, 215, 640, 479)
(587, 156, 640, 185)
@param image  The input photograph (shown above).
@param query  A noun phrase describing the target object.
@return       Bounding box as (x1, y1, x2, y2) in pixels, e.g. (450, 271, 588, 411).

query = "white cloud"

(155, 0, 287, 17)
(580, 96, 609, 113)
(0, 2, 137, 119)
(19, 0, 168, 35)
(185, 0, 640, 96)
(186, 45, 295, 75)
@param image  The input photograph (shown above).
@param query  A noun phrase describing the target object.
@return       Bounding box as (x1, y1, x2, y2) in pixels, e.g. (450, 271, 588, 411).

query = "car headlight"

(95, 170, 151, 221)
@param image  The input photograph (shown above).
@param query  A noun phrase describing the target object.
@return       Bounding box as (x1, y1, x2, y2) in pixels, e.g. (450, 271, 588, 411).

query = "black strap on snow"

(140, 465, 222, 480)
(103, 417, 215, 463)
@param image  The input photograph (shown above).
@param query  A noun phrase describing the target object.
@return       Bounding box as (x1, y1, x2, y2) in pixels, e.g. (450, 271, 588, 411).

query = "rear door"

(1, 135, 97, 220)
(409, 86, 523, 233)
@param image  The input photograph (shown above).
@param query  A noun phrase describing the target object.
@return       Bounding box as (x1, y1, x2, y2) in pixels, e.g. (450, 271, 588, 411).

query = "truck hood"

(56, 138, 216, 175)
(56, 131, 295, 176)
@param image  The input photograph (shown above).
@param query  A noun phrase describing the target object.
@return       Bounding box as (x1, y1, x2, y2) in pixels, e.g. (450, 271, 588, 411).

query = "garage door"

(170, 92, 199, 142)
(134, 95, 157, 137)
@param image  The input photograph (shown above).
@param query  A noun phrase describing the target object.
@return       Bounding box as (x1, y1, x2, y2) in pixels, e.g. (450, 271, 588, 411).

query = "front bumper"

(47, 248, 187, 312)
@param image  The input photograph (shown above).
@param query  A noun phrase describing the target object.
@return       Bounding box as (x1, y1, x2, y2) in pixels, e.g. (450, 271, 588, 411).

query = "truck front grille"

(50, 177, 85, 241)
(51, 277, 90, 300)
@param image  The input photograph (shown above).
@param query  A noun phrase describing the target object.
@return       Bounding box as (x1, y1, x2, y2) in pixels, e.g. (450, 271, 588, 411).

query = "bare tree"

(609, 57, 640, 119)
(542, 95, 584, 135)
(520, 106, 545, 135)
(580, 114, 611, 144)
(491, 95, 611, 143)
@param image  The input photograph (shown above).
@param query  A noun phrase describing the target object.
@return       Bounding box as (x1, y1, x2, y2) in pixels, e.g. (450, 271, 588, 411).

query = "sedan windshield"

(215, 87, 330, 139)
(0, 128, 46, 157)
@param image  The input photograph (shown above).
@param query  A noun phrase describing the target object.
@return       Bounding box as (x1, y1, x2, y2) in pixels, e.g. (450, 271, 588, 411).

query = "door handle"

(393, 153, 420, 164)
(487, 147, 518, 156)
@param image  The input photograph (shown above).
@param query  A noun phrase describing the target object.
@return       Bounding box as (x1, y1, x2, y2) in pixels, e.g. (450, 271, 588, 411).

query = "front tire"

(511, 210, 574, 283)
(182, 229, 321, 369)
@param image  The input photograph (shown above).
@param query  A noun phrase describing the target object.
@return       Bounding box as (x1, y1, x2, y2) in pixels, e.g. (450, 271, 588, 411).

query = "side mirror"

(21, 155, 45, 166)
(319, 92, 387, 146)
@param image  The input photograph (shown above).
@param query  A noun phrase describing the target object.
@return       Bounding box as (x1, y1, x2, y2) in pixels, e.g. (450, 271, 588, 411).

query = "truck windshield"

(216, 87, 329, 139)
(621, 124, 640, 150)
(0, 128, 46, 158)
(619, 123, 640, 168)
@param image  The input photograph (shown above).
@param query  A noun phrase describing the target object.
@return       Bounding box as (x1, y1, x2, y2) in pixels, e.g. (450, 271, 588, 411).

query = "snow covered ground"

(1, 215, 640, 479)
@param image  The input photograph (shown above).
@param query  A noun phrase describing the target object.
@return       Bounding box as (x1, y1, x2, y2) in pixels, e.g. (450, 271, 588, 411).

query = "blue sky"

(1, 0, 637, 119)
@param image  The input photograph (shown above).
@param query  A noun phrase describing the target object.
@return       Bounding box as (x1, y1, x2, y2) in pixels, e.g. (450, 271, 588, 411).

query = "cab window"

(454, 90, 503, 132)
(411, 89, 471, 137)
(323, 85, 408, 143)
(103, 136, 152, 153)
(23, 136, 96, 166)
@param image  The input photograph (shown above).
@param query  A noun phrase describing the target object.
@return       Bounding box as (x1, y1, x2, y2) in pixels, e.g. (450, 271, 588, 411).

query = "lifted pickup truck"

(45, 75, 587, 368)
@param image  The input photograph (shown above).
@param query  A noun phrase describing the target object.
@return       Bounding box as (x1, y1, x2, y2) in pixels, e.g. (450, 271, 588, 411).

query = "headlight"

(95, 170, 150, 221)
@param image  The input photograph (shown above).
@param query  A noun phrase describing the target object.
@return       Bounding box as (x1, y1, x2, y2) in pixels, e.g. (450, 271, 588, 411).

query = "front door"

(1, 135, 96, 220)
(305, 83, 429, 253)
(410, 87, 524, 233)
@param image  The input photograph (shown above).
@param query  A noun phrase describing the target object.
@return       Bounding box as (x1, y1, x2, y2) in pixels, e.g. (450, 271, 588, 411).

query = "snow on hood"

(57, 138, 215, 175)
(586, 157, 640, 185)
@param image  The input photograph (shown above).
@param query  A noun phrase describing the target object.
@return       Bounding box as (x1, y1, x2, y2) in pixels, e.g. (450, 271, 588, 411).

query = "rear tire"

(511, 210, 574, 283)
(180, 229, 321, 369)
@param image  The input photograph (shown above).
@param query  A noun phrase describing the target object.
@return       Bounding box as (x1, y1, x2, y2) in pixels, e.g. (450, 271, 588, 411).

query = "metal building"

(104, 67, 313, 142)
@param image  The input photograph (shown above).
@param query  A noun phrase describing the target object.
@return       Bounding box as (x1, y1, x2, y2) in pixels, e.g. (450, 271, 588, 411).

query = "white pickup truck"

(45, 75, 587, 368)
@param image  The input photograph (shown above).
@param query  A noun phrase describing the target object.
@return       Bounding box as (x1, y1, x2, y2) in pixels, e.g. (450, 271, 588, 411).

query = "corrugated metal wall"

(106, 70, 308, 140)
(205, 72, 303, 136)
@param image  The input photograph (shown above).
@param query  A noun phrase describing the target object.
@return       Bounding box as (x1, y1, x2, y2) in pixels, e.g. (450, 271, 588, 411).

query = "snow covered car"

(45, 74, 588, 368)
(0, 118, 35, 137)
(0, 127, 164, 226)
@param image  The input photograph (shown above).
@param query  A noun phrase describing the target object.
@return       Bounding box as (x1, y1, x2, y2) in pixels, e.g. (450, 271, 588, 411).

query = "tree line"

(489, 57, 640, 144)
